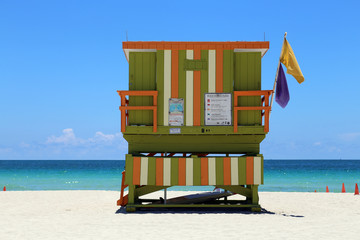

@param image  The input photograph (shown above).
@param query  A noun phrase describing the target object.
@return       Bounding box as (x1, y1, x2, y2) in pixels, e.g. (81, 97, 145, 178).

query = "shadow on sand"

(115, 207, 304, 217)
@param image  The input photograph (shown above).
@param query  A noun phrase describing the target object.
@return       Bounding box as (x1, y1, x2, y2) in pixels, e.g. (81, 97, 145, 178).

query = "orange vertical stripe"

(246, 157, 254, 185)
(193, 48, 201, 126)
(223, 157, 231, 185)
(171, 50, 179, 98)
(216, 48, 223, 93)
(133, 157, 141, 185)
(178, 158, 186, 186)
(156, 158, 163, 186)
(201, 158, 209, 185)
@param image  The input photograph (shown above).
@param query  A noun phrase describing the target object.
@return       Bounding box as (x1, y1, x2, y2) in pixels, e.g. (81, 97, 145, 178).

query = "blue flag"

(275, 64, 290, 108)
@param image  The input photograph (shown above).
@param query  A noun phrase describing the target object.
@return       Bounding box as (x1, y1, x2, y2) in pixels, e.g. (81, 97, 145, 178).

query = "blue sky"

(1, 0, 359, 159)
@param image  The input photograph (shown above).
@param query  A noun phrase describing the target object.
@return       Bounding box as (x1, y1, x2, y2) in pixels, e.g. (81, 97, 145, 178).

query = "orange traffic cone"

(3, 186, 6, 191)
(326, 186, 329, 192)
(342, 183, 346, 193)
(355, 183, 359, 195)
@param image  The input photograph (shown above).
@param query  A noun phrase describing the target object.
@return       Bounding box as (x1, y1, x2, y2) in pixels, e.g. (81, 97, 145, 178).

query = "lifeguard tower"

(117, 41, 272, 212)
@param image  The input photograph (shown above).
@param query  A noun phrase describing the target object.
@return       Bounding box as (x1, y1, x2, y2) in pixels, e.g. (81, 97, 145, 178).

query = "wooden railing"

(117, 91, 158, 132)
(233, 90, 273, 133)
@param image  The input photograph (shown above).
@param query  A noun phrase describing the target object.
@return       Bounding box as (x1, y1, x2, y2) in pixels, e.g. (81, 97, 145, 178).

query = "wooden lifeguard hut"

(117, 41, 272, 212)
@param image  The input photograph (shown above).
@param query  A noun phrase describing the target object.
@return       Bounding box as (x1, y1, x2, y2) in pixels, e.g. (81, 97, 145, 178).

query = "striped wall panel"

(125, 155, 263, 186)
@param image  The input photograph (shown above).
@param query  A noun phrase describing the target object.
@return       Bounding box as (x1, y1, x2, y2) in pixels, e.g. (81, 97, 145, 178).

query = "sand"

(1, 190, 360, 239)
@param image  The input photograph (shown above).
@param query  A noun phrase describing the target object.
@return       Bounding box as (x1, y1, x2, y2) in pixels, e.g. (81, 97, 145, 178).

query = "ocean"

(1, 160, 360, 192)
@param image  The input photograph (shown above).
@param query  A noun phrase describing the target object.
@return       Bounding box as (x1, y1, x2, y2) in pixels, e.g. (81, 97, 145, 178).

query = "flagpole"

(269, 32, 287, 117)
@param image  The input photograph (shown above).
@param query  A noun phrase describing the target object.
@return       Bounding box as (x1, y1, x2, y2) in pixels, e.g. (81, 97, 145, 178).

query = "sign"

(204, 93, 232, 126)
(168, 98, 184, 126)
(170, 128, 181, 134)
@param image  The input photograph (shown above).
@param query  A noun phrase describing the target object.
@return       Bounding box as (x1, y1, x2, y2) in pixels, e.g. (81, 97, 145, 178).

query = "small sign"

(205, 93, 232, 126)
(169, 98, 184, 126)
(170, 128, 181, 134)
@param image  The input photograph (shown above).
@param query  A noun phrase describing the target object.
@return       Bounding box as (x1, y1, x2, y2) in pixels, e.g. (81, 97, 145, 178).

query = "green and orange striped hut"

(117, 41, 272, 212)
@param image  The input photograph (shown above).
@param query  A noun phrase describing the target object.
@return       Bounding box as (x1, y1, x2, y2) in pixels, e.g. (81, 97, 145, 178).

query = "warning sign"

(168, 98, 184, 126)
(204, 93, 232, 126)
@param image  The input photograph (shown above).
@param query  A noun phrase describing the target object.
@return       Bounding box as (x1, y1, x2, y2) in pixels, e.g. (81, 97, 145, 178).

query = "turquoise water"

(1, 160, 360, 192)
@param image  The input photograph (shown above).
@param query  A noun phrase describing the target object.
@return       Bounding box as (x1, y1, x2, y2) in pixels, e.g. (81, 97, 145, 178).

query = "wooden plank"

(216, 48, 223, 93)
(200, 50, 208, 126)
(156, 50, 165, 126)
(216, 158, 224, 185)
(222, 50, 233, 93)
(178, 50, 187, 125)
(254, 156, 261, 185)
(208, 50, 216, 93)
(171, 158, 179, 185)
(156, 158, 164, 186)
(163, 158, 171, 186)
(164, 50, 172, 126)
(140, 157, 148, 185)
(147, 157, 156, 185)
(185, 50, 194, 126)
(201, 158, 209, 185)
(125, 154, 133, 185)
(193, 48, 201, 126)
(238, 157, 246, 185)
(171, 50, 179, 98)
(208, 157, 216, 185)
(178, 158, 186, 186)
(193, 156, 201, 186)
(186, 158, 193, 185)
(133, 157, 141, 185)
(246, 156, 254, 185)
(223, 157, 231, 185)
(230, 157, 239, 185)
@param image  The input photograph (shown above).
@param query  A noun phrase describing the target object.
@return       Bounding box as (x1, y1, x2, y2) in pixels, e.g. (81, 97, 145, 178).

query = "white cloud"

(46, 128, 79, 145)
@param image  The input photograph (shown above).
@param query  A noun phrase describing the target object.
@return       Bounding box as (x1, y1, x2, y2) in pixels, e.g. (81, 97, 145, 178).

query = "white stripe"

(230, 157, 239, 185)
(140, 157, 148, 185)
(186, 158, 193, 186)
(164, 50, 172, 126)
(186, 50, 194, 126)
(253, 157, 262, 185)
(163, 158, 171, 186)
(208, 50, 216, 93)
(208, 157, 216, 185)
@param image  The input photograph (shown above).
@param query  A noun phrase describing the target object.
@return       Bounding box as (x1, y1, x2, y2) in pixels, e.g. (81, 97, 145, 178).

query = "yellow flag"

(280, 39, 304, 84)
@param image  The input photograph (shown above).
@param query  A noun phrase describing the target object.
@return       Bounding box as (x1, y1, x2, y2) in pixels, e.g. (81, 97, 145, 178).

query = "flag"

(280, 39, 304, 84)
(275, 64, 290, 108)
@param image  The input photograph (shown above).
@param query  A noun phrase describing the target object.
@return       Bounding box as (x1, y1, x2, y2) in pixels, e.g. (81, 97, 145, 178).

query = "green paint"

(125, 154, 133, 185)
(171, 158, 179, 185)
(216, 158, 224, 185)
(125, 125, 266, 135)
(193, 156, 201, 186)
(223, 50, 234, 93)
(184, 59, 207, 70)
(135, 185, 167, 197)
(147, 157, 156, 185)
(125, 134, 262, 154)
(156, 50, 164, 126)
(200, 50, 209, 125)
(234, 52, 262, 126)
(128, 52, 156, 125)
(238, 157, 246, 184)
(178, 50, 187, 125)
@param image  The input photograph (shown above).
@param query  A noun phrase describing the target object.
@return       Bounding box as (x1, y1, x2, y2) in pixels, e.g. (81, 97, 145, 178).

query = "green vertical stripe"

(171, 158, 179, 185)
(178, 50, 186, 125)
(193, 157, 201, 186)
(259, 154, 264, 184)
(216, 158, 224, 185)
(238, 157, 246, 185)
(156, 50, 164, 126)
(200, 50, 209, 125)
(125, 154, 133, 185)
(147, 157, 156, 185)
(223, 50, 234, 93)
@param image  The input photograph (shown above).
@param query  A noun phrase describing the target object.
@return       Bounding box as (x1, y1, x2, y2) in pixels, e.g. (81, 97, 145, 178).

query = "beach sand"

(1, 190, 359, 239)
